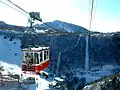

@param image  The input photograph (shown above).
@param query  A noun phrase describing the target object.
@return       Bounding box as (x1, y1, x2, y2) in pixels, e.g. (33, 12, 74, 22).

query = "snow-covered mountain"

(0, 21, 25, 31)
(34, 20, 89, 33)
(0, 20, 90, 34)
(0, 21, 7, 25)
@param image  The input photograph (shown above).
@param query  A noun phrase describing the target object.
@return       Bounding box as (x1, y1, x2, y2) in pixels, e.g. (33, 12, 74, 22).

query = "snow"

(83, 85, 92, 90)
(35, 29, 46, 33)
(23, 46, 49, 51)
(31, 46, 49, 50)
(90, 65, 118, 77)
(35, 75, 50, 90)
(83, 65, 118, 83)
(0, 61, 21, 75)
(50, 81, 57, 86)
(83, 74, 100, 83)
(55, 77, 64, 82)
(74, 64, 118, 84)
(39, 71, 49, 75)
(0, 60, 51, 90)
(22, 73, 50, 90)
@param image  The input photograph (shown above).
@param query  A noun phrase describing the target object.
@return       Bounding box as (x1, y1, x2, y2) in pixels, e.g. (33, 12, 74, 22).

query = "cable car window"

(23, 53, 26, 63)
(46, 50, 49, 59)
(25, 52, 33, 64)
(44, 51, 47, 60)
(40, 52, 42, 62)
(34, 53, 39, 64)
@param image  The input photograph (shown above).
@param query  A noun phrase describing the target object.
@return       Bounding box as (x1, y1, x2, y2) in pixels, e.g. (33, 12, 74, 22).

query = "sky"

(0, 0, 120, 32)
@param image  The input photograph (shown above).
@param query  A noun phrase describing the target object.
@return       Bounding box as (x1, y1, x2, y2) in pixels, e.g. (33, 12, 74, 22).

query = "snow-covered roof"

(31, 47, 49, 50)
(22, 46, 49, 52)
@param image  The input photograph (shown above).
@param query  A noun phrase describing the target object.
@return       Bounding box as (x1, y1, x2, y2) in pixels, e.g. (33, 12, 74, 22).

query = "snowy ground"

(0, 61, 21, 75)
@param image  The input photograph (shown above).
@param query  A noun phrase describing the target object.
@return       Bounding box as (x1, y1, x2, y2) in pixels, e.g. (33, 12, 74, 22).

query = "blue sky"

(0, 0, 120, 32)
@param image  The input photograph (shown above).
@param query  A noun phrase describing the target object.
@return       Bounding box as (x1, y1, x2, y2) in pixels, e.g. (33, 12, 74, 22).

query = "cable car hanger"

(5, 0, 60, 32)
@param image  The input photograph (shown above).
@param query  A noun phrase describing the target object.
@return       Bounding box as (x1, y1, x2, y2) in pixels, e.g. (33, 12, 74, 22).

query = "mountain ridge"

(0, 20, 91, 33)
(0, 21, 25, 31)
(35, 20, 89, 33)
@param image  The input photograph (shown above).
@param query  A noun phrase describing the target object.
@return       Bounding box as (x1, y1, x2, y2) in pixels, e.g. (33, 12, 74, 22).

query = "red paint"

(35, 60, 50, 74)
(22, 64, 27, 71)
(22, 64, 35, 71)
(22, 60, 50, 74)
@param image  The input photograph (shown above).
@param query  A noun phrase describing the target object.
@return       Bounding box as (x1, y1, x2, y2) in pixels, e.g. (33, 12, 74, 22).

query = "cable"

(2, 0, 67, 33)
(7, 0, 58, 31)
(0, 0, 28, 17)
(6, 0, 81, 34)
(74, 0, 94, 47)
(1, 0, 93, 43)
(89, 0, 95, 29)
(6, 0, 29, 14)
(89, 0, 91, 16)
(85, 0, 95, 72)
(88, 0, 91, 28)
(93, 0, 99, 23)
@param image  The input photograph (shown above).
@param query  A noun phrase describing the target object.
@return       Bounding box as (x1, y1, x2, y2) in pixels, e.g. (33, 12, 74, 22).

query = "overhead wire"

(0, 0, 28, 17)
(62, 0, 96, 51)
(0, 0, 96, 47)
(6, 0, 29, 14)
(85, 0, 95, 71)
(92, 0, 98, 23)
(89, 0, 92, 16)
(2, 0, 57, 34)
(0, 0, 97, 34)
(74, 0, 92, 47)
(6, 0, 60, 33)
(89, 0, 104, 66)
(1, 0, 79, 35)
(86, 0, 104, 71)
(89, 0, 95, 29)
(5, 0, 58, 31)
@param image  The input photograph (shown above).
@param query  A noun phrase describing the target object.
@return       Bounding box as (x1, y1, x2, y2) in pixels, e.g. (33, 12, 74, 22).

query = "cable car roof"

(22, 46, 49, 52)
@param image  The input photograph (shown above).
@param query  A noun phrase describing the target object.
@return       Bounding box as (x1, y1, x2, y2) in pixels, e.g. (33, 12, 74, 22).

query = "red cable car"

(22, 46, 50, 75)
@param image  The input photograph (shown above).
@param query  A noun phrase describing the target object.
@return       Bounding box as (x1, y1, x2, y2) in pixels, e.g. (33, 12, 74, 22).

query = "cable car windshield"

(23, 52, 33, 64)
(23, 52, 40, 65)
